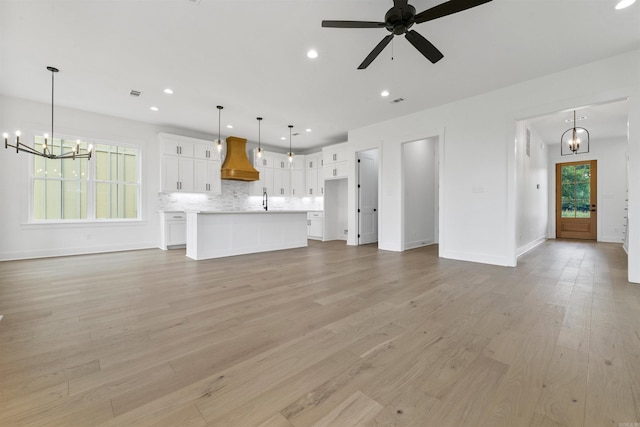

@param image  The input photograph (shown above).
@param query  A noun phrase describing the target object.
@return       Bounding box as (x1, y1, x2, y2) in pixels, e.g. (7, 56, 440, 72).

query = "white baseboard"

(0, 241, 158, 262)
(517, 236, 547, 257)
(439, 249, 515, 267)
(404, 239, 436, 250)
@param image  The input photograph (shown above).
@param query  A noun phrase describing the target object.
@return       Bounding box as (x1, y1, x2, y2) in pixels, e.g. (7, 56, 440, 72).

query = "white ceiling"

(1, 0, 639, 152)
(527, 98, 630, 147)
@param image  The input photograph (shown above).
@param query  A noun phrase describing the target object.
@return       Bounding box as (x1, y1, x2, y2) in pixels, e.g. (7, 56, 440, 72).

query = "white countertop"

(187, 210, 308, 214)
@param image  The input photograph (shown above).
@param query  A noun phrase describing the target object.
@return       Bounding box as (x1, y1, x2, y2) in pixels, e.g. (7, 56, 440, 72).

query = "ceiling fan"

(322, 0, 493, 69)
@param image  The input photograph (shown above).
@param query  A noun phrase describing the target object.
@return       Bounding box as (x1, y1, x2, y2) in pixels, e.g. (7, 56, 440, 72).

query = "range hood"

(220, 136, 259, 181)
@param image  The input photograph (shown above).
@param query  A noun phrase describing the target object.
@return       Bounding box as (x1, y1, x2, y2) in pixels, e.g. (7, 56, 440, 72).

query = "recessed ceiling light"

(615, 0, 636, 9)
(150, 106, 159, 111)
(226, 125, 233, 129)
(565, 115, 587, 122)
(306, 128, 312, 132)
(163, 88, 174, 94)
(381, 90, 390, 97)
(307, 49, 318, 59)
(281, 137, 286, 140)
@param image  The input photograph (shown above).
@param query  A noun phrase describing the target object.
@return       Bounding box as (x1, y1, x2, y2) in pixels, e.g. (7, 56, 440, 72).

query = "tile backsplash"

(158, 180, 323, 212)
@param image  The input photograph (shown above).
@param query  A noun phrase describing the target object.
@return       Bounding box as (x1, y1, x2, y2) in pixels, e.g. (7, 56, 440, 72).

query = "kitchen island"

(185, 211, 308, 260)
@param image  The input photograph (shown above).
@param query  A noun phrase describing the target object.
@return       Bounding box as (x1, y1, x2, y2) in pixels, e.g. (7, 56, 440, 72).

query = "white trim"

(440, 249, 514, 267)
(517, 236, 547, 257)
(0, 242, 158, 262)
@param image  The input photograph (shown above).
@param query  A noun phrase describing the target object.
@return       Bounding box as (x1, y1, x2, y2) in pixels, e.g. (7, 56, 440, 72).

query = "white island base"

(185, 211, 308, 260)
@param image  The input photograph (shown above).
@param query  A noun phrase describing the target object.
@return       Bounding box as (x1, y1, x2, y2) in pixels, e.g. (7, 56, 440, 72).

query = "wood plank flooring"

(0, 240, 639, 426)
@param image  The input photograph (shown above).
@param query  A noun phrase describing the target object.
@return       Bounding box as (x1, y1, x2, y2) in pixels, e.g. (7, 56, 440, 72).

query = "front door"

(556, 160, 597, 240)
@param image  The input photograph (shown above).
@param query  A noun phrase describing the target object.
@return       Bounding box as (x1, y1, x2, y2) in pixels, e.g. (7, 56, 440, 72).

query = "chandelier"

(560, 110, 589, 156)
(3, 66, 92, 160)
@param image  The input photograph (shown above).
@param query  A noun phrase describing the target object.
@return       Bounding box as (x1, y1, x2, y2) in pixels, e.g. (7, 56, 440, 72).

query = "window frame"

(28, 131, 142, 224)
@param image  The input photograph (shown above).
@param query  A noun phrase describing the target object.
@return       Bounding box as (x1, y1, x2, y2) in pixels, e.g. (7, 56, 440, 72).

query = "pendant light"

(4, 66, 92, 160)
(216, 105, 224, 152)
(256, 117, 263, 158)
(560, 110, 589, 156)
(288, 125, 294, 163)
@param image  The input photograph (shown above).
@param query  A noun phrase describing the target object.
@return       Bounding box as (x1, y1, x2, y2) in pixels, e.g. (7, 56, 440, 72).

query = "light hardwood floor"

(0, 240, 639, 426)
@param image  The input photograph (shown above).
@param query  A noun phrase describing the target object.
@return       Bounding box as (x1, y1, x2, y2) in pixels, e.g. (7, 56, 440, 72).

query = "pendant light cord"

(51, 69, 54, 152)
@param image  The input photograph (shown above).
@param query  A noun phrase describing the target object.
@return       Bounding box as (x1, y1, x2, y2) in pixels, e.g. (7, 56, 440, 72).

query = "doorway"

(556, 160, 597, 240)
(357, 149, 379, 245)
(402, 138, 439, 250)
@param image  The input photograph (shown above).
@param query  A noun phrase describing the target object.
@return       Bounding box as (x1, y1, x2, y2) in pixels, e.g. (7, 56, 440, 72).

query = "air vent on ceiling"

(129, 89, 142, 97)
(390, 97, 405, 104)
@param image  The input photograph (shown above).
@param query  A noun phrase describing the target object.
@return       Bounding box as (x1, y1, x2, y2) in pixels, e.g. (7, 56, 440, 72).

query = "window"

(32, 135, 139, 221)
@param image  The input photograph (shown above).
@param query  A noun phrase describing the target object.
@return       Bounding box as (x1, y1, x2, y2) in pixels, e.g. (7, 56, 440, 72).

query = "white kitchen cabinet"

(161, 156, 194, 192)
(162, 136, 194, 157)
(160, 212, 186, 249)
(194, 143, 220, 161)
(159, 133, 224, 194)
(305, 152, 323, 196)
(291, 169, 305, 197)
(289, 154, 305, 171)
(194, 159, 222, 194)
(254, 151, 274, 169)
(273, 167, 290, 196)
(323, 143, 348, 180)
(250, 166, 273, 196)
(307, 211, 324, 240)
(323, 160, 348, 180)
(323, 144, 347, 166)
(306, 152, 322, 170)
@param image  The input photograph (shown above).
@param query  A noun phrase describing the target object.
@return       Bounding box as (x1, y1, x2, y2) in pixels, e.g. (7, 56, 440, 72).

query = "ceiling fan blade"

(322, 20, 386, 29)
(415, 0, 492, 24)
(358, 35, 394, 69)
(405, 30, 444, 64)
(393, 0, 409, 9)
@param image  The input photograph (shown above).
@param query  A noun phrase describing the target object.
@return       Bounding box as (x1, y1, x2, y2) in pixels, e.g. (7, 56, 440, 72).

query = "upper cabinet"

(162, 135, 194, 157)
(159, 133, 221, 195)
(250, 148, 310, 197)
(193, 143, 220, 161)
(323, 143, 348, 180)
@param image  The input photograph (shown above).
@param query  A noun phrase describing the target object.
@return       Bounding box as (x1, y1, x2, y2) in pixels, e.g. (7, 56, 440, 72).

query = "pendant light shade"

(561, 110, 589, 156)
(216, 105, 224, 152)
(288, 125, 294, 163)
(257, 117, 263, 158)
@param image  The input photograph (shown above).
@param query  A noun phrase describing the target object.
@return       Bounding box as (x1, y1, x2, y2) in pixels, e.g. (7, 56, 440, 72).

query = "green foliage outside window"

(32, 135, 139, 221)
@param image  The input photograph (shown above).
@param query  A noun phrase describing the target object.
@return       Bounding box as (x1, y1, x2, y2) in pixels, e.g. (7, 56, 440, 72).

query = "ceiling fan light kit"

(322, 0, 493, 69)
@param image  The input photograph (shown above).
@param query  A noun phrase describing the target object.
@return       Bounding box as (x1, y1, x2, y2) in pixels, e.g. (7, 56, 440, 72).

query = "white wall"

(403, 138, 438, 249)
(0, 95, 208, 260)
(547, 137, 628, 243)
(347, 49, 640, 283)
(515, 123, 548, 256)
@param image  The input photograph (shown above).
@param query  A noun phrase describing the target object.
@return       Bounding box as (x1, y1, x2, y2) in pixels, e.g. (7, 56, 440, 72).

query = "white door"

(357, 150, 378, 244)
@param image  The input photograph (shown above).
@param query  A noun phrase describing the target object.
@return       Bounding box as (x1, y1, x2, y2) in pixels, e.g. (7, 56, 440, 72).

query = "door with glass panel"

(556, 160, 597, 240)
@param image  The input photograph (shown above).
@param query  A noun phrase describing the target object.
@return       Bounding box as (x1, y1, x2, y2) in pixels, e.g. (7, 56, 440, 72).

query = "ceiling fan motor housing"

(385, 4, 416, 34)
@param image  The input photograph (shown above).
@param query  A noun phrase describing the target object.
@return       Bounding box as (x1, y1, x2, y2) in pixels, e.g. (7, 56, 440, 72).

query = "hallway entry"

(556, 160, 597, 240)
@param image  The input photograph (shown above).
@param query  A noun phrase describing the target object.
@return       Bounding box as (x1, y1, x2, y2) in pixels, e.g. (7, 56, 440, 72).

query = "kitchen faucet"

(262, 191, 268, 211)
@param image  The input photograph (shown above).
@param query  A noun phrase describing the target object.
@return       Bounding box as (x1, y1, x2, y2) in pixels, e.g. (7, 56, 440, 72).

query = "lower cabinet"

(160, 212, 186, 249)
(307, 211, 324, 240)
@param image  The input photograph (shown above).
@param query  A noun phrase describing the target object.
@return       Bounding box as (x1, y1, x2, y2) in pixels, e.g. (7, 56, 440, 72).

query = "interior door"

(357, 150, 378, 244)
(556, 160, 597, 240)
